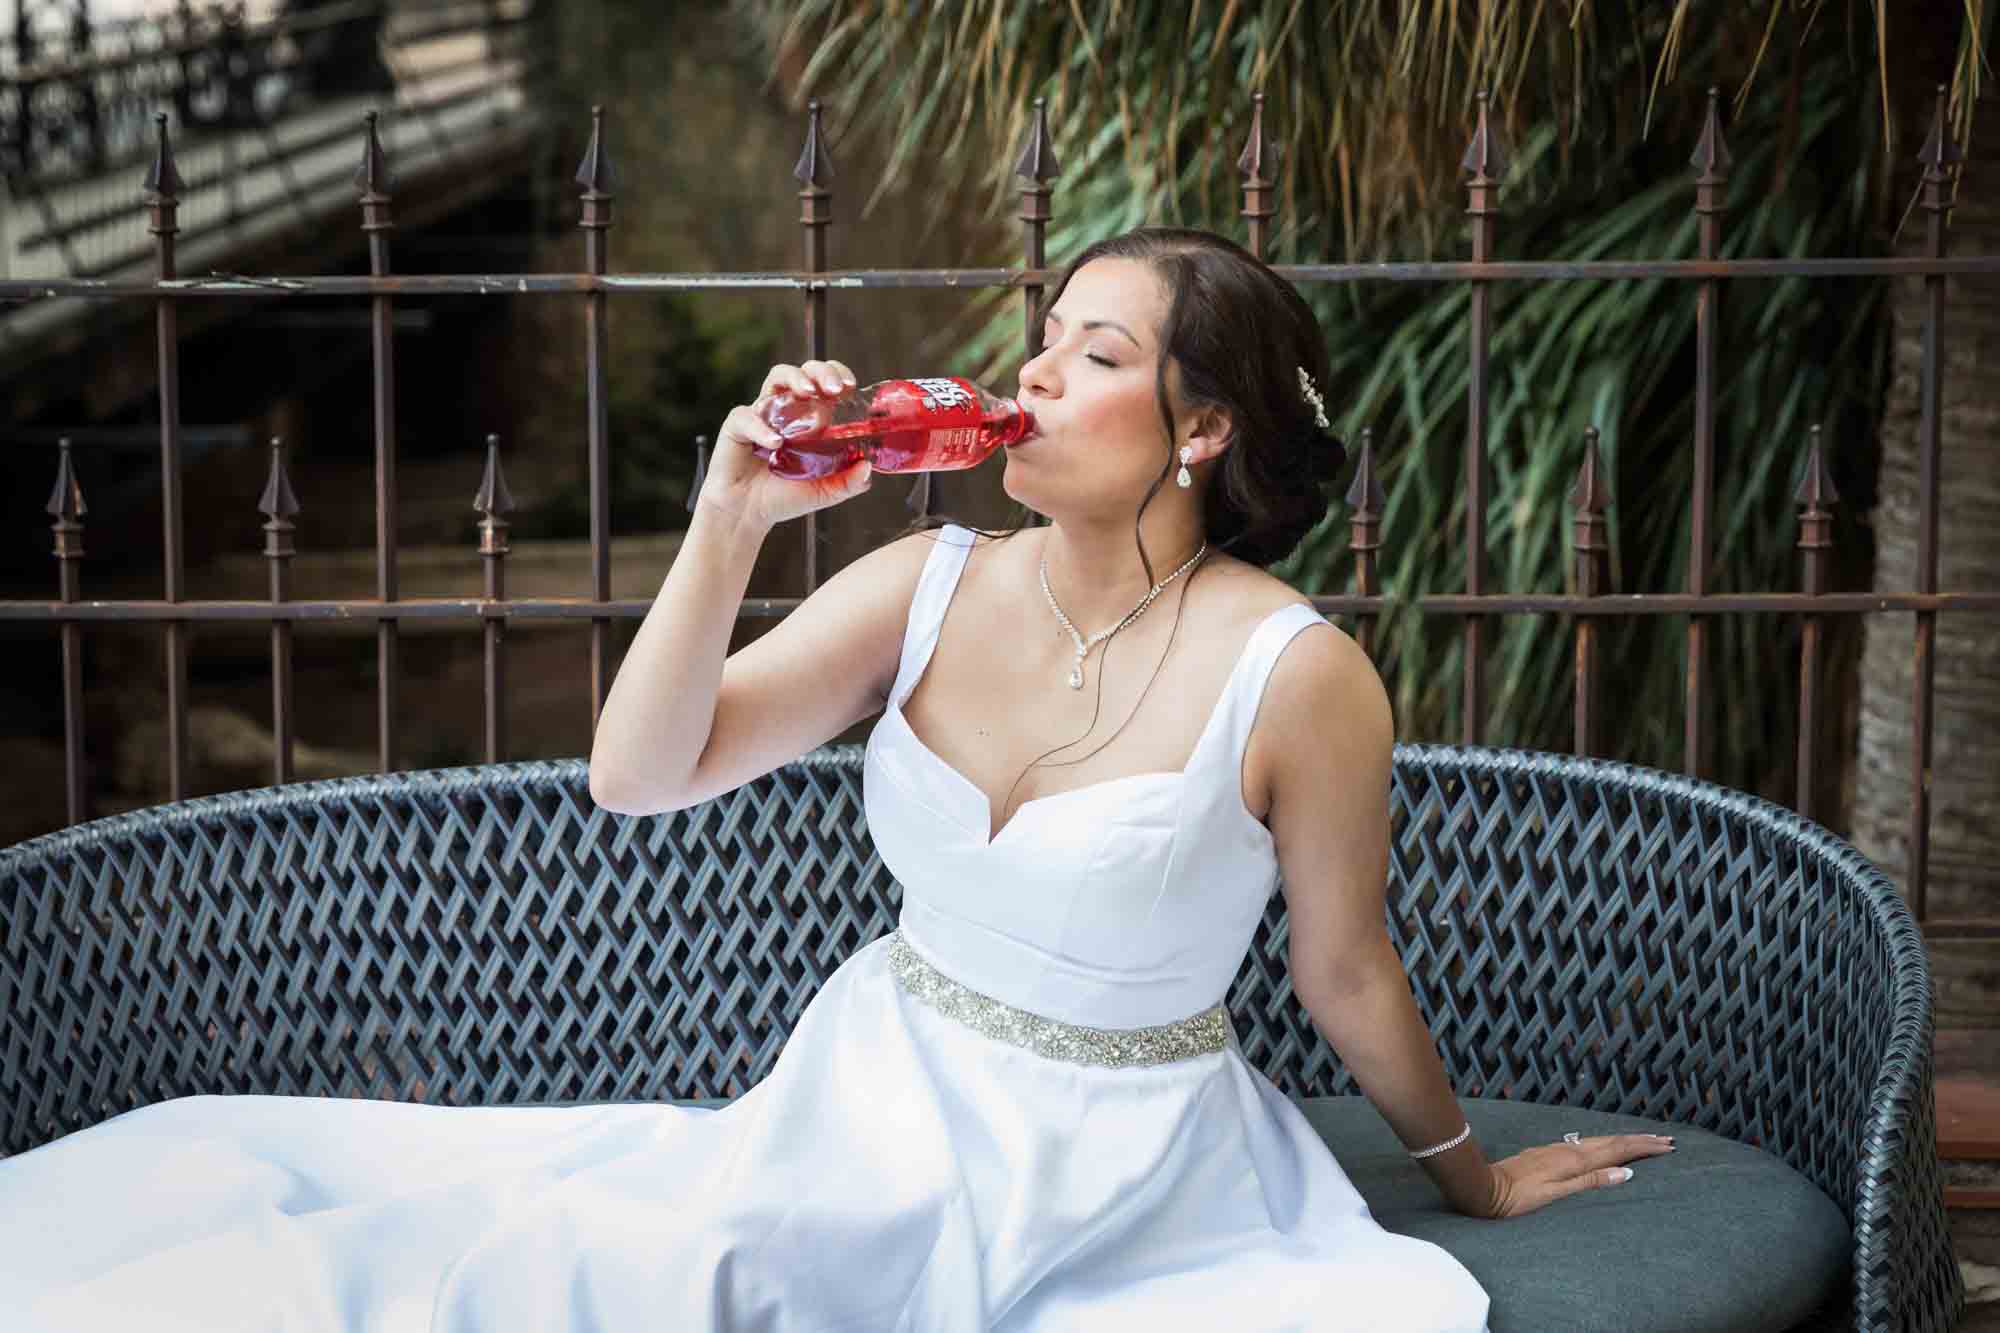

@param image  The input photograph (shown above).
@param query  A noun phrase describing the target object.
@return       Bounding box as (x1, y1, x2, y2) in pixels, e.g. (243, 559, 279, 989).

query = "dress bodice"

(864, 523, 1334, 1029)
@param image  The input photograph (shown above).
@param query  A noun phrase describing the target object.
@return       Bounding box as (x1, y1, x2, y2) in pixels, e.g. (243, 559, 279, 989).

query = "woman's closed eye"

(1040, 323, 1118, 369)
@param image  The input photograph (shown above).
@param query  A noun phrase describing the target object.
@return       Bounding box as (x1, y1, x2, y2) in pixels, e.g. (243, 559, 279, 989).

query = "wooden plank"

(1953, 1203, 2000, 1282)
(1938, 1029, 2000, 1161)
(1930, 937, 2000, 1030)
(1926, 917, 2000, 941)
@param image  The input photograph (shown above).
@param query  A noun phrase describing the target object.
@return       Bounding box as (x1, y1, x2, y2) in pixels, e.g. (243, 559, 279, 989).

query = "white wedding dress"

(0, 523, 1492, 1332)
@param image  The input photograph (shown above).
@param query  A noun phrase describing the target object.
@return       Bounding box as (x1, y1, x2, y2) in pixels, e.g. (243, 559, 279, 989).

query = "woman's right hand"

(696, 359, 873, 531)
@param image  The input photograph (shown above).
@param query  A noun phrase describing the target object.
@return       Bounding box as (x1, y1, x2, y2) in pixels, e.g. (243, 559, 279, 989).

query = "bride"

(0, 227, 1672, 1332)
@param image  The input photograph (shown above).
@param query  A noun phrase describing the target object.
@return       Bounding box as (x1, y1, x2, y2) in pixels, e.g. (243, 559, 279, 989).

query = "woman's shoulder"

(914, 520, 1028, 553)
(1212, 561, 1377, 716)
(1203, 556, 1324, 630)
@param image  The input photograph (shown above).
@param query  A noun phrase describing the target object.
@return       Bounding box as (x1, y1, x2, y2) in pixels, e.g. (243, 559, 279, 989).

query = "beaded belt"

(884, 930, 1233, 1069)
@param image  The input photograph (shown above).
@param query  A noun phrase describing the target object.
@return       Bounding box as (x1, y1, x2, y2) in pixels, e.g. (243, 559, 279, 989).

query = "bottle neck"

(996, 398, 1036, 445)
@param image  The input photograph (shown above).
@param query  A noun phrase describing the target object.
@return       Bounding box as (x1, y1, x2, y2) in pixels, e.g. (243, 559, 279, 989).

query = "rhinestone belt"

(884, 930, 1234, 1069)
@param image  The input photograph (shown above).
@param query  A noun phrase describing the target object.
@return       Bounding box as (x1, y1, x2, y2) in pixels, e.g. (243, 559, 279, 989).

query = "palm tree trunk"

(1851, 68, 2000, 1031)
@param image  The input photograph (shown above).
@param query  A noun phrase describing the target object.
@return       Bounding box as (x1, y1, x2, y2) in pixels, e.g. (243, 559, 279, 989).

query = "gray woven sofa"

(0, 743, 1964, 1332)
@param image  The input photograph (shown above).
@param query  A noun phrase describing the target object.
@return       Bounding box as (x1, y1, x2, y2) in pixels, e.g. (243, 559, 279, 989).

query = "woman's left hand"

(1481, 1132, 1676, 1218)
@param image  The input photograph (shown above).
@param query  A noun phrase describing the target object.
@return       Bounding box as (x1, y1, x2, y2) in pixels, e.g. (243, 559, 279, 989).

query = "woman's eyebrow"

(1044, 310, 1142, 349)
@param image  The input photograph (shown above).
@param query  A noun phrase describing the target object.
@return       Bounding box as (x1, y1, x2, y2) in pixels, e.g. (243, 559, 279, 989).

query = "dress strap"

(886, 523, 978, 708)
(1197, 600, 1334, 781)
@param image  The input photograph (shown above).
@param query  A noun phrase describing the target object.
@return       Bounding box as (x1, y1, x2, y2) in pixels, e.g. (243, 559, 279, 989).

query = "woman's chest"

(898, 624, 1252, 824)
(891, 555, 1301, 831)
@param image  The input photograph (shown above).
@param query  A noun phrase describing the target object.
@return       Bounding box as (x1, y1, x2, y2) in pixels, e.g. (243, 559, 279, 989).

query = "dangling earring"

(1176, 446, 1193, 489)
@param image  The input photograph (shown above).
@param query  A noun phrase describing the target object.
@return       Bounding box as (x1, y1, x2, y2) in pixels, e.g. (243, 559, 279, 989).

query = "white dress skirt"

(0, 525, 1491, 1332)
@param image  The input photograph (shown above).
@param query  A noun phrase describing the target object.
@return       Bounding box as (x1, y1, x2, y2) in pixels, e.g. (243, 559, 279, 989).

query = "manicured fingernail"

(1613, 1167, 1634, 1183)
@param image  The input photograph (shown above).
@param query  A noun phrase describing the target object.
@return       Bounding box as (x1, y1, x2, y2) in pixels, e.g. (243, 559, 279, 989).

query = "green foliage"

(526, 294, 789, 540)
(1270, 75, 1888, 775)
(727, 0, 1917, 797)
(520, 0, 792, 542)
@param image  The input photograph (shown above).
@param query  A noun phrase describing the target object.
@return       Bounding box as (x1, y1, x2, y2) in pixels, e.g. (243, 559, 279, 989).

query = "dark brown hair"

(897, 225, 1346, 581)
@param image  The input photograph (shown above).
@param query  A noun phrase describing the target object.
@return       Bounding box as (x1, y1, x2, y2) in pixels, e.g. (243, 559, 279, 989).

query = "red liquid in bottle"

(755, 377, 1035, 481)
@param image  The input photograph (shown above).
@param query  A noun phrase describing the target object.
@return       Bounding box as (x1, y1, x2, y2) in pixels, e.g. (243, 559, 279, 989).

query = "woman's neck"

(1037, 517, 1208, 636)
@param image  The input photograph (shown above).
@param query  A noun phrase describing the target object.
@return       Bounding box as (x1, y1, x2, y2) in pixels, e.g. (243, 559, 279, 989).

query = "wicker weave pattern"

(0, 744, 1962, 1331)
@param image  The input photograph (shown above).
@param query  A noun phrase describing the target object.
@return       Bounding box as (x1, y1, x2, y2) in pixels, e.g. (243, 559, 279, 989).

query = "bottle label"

(928, 426, 982, 455)
(909, 377, 980, 415)
(856, 377, 1002, 470)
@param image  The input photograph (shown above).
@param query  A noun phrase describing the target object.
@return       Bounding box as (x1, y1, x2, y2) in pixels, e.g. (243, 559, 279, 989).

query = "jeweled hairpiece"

(1297, 366, 1330, 432)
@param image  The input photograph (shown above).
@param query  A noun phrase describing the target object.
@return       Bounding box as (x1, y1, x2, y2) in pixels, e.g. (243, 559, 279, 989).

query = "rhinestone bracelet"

(1408, 1121, 1472, 1159)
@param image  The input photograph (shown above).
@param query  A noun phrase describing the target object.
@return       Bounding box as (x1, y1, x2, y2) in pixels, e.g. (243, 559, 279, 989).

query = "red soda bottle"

(753, 376, 1036, 480)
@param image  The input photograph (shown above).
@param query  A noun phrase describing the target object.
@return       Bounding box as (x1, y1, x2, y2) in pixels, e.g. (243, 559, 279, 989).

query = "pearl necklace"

(1039, 542, 1207, 690)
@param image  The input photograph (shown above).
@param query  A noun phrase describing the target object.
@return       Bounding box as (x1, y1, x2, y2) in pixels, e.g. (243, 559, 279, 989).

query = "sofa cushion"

(671, 1092, 1849, 1331)
(1295, 1094, 1851, 1333)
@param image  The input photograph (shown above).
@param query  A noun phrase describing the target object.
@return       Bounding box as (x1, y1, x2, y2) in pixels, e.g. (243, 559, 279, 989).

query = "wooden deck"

(1939, 1027, 2000, 1326)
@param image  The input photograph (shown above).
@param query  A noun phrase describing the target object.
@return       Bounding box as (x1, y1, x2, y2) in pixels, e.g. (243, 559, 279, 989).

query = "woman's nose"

(1019, 351, 1057, 400)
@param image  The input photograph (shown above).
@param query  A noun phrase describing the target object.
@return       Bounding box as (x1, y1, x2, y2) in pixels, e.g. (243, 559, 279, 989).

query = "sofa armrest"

(1235, 745, 1965, 1333)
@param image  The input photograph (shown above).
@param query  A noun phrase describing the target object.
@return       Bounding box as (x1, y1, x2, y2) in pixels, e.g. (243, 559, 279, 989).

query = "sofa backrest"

(0, 741, 1928, 1223)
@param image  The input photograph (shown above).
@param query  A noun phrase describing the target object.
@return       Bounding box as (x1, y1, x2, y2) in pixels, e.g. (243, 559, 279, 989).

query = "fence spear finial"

(143, 111, 184, 200)
(1460, 89, 1507, 183)
(574, 104, 616, 196)
(46, 437, 87, 524)
(47, 437, 88, 573)
(257, 435, 299, 521)
(474, 434, 516, 519)
(355, 110, 391, 199)
(1917, 83, 1961, 177)
(1237, 92, 1280, 257)
(260, 436, 298, 564)
(1014, 96, 1060, 185)
(1235, 91, 1276, 186)
(1690, 86, 1733, 182)
(1568, 426, 1611, 515)
(476, 434, 514, 558)
(1794, 424, 1839, 511)
(1343, 427, 1383, 519)
(794, 98, 835, 187)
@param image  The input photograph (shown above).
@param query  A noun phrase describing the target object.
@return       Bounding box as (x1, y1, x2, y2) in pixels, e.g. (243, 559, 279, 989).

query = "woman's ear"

(1183, 403, 1235, 465)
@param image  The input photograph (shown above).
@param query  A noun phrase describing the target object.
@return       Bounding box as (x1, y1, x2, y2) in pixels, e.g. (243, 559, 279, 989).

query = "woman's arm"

(589, 499, 769, 812)
(1259, 623, 1501, 1219)
(587, 500, 930, 816)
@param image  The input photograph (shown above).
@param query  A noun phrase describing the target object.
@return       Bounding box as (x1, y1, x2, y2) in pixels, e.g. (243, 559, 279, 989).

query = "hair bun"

(1305, 428, 1348, 487)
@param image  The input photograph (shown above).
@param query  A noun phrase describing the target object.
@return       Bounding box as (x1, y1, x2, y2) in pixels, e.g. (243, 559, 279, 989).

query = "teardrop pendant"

(1176, 464, 1192, 488)
(1068, 663, 1083, 689)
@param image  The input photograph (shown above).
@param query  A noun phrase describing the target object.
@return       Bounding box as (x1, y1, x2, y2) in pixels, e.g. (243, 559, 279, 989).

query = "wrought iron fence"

(1, 83, 1995, 931)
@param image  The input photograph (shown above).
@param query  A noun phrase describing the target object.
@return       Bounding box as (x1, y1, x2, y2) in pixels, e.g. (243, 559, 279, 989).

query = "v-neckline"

(887, 703, 1185, 848)
(888, 601, 1305, 849)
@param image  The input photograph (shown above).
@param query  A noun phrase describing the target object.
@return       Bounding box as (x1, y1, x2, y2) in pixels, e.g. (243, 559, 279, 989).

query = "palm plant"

(728, 0, 1990, 809)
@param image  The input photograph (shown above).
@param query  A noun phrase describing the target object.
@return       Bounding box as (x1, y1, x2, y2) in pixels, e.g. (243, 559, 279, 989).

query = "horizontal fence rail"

(3, 83, 1990, 936)
(7, 253, 2000, 302)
